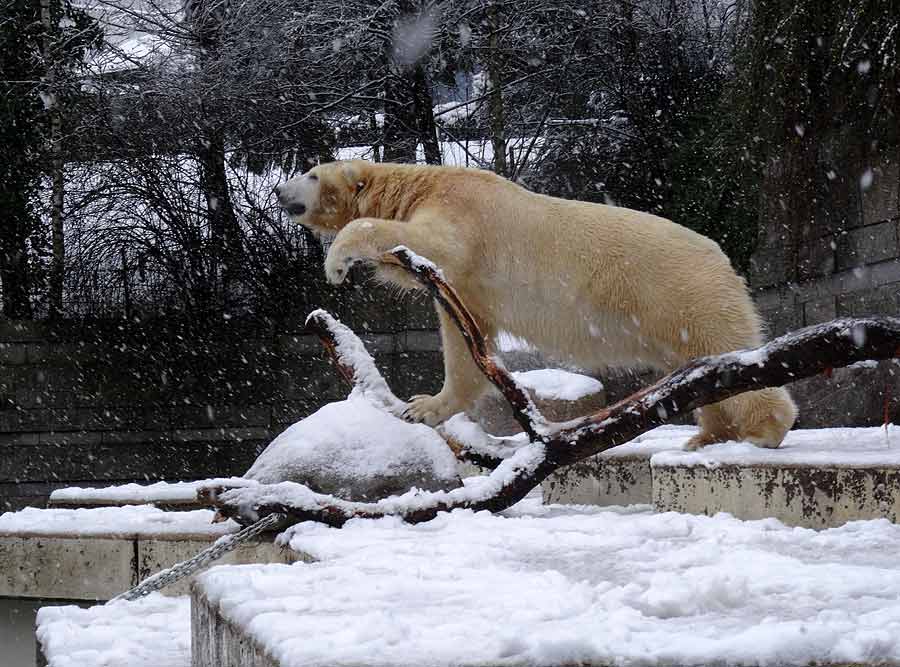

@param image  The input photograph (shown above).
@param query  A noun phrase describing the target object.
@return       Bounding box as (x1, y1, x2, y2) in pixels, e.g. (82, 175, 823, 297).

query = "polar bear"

(275, 160, 797, 449)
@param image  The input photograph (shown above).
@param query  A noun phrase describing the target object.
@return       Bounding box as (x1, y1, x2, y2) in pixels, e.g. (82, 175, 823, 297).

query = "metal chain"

(111, 513, 287, 603)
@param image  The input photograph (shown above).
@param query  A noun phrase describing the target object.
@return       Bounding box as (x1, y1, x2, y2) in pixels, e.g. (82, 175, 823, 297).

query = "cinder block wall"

(0, 289, 442, 511)
(749, 149, 900, 427)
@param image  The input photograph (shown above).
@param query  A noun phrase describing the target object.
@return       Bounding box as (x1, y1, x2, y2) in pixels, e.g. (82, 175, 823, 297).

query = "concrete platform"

(0, 506, 304, 601)
(541, 427, 678, 506)
(544, 425, 900, 528)
(192, 589, 278, 667)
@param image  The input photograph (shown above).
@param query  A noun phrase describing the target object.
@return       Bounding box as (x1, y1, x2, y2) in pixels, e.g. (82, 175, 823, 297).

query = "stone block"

(650, 460, 900, 529)
(802, 295, 837, 325)
(797, 235, 836, 280)
(170, 404, 271, 429)
(652, 465, 825, 528)
(406, 301, 440, 330)
(748, 241, 790, 290)
(0, 343, 27, 365)
(543, 455, 652, 507)
(192, 589, 279, 667)
(788, 359, 900, 429)
(836, 283, 900, 317)
(170, 426, 273, 444)
(356, 332, 396, 354)
(833, 468, 897, 524)
(384, 351, 443, 399)
(860, 161, 900, 226)
(0, 536, 136, 601)
(836, 220, 899, 270)
(0, 320, 45, 342)
(815, 159, 863, 234)
(398, 330, 441, 353)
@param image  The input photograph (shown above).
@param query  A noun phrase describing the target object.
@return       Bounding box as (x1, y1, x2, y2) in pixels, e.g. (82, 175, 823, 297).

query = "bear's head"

(275, 160, 370, 239)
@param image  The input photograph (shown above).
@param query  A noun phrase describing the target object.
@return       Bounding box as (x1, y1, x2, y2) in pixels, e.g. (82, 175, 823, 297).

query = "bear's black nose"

(285, 202, 306, 216)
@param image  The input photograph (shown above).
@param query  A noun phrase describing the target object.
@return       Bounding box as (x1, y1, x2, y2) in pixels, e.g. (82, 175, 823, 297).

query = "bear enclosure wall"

(0, 291, 442, 511)
(750, 144, 900, 427)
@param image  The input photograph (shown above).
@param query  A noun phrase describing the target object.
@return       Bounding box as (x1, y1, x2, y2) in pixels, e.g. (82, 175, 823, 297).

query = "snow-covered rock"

(244, 389, 461, 501)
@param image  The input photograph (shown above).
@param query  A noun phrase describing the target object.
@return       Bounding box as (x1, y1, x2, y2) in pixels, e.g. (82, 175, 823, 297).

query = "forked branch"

(202, 247, 900, 527)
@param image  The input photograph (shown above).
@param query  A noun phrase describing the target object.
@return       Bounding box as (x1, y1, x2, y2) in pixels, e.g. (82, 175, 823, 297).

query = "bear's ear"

(341, 161, 367, 195)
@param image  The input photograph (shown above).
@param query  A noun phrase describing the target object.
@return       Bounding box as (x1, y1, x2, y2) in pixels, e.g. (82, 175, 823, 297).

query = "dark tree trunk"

(197, 131, 242, 304)
(412, 65, 441, 165)
(486, 3, 507, 175)
(382, 71, 418, 163)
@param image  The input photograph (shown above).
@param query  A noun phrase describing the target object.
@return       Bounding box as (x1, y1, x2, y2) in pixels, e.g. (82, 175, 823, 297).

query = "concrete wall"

(0, 288, 442, 511)
(749, 149, 900, 427)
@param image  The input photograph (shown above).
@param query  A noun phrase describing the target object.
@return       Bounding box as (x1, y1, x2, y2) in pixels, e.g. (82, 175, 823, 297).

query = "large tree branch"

(200, 248, 900, 528)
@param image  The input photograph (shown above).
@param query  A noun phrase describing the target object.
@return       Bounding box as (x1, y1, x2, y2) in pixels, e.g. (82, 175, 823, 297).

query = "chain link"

(111, 513, 287, 603)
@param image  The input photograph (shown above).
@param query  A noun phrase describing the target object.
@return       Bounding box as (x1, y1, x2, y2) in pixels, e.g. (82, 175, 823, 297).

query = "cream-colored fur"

(275, 160, 798, 448)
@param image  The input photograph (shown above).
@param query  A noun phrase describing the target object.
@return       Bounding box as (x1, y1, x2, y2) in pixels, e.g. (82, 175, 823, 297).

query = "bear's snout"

(275, 184, 306, 215)
(275, 174, 319, 220)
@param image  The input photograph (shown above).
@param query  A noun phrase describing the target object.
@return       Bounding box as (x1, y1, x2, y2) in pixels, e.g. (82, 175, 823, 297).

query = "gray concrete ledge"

(651, 463, 900, 529)
(544, 427, 900, 529)
(192, 588, 280, 667)
(0, 534, 302, 601)
(543, 454, 652, 507)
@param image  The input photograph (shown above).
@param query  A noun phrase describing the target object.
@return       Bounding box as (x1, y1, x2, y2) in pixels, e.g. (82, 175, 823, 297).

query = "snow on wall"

(0, 505, 239, 538)
(37, 594, 189, 667)
(49, 478, 253, 505)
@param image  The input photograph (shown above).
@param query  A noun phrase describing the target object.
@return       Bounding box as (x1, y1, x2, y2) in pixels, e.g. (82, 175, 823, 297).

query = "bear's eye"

(308, 173, 318, 181)
(355, 181, 365, 193)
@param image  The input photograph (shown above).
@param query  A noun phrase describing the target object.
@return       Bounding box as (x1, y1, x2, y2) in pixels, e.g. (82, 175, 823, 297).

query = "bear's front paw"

(404, 393, 463, 427)
(324, 252, 354, 285)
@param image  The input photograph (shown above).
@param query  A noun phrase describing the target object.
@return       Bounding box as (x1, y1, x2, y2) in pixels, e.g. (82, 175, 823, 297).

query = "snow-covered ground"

(35, 498, 900, 667)
(27, 422, 900, 667)
(37, 594, 189, 667)
(188, 497, 900, 667)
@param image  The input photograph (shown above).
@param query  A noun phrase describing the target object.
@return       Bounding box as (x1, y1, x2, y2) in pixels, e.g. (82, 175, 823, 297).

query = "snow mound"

(244, 389, 461, 501)
(195, 503, 900, 667)
(512, 368, 603, 401)
(37, 594, 188, 667)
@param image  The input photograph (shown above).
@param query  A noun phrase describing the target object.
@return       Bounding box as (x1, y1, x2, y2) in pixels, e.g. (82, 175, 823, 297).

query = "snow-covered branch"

(200, 250, 900, 528)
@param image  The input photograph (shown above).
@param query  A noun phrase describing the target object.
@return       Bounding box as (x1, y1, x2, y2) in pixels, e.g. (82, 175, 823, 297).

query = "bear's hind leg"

(686, 401, 738, 450)
(687, 388, 797, 450)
